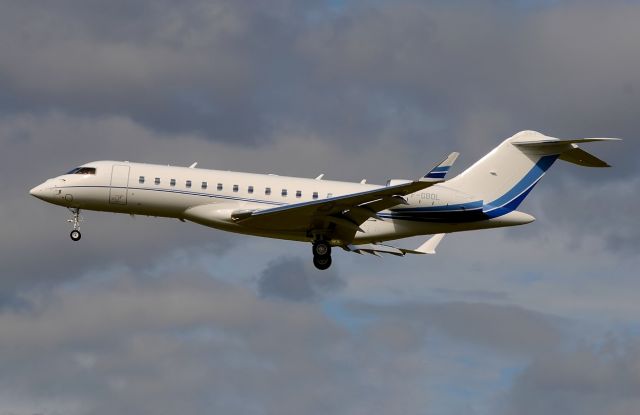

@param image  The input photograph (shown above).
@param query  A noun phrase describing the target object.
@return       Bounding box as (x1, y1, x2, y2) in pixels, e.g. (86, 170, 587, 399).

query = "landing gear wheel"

(70, 230, 81, 241)
(67, 208, 83, 241)
(312, 241, 331, 257)
(313, 254, 332, 270)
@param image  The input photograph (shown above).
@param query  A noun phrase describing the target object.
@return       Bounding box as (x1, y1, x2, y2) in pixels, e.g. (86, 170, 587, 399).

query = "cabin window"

(170, 179, 176, 187)
(217, 183, 223, 191)
(139, 176, 145, 184)
(201, 181, 207, 189)
(233, 184, 239, 192)
(155, 177, 160, 185)
(186, 180, 192, 188)
(312, 191, 318, 200)
(248, 185, 254, 194)
(296, 190, 302, 198)
(281, 189, 288, 197)
(265, 187, 271, 195)
(327, 193, 333, 198)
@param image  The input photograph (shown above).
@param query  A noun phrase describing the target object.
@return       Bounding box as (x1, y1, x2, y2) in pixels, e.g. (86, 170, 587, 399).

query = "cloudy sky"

(1, 0, 639, 414)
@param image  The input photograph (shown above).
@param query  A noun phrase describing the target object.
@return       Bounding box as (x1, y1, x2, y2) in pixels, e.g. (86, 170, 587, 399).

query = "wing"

(232, 153, 458, 242)
(234, 179, 439, 228)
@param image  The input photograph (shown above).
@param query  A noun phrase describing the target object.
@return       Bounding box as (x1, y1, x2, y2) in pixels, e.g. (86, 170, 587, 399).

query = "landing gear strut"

(67, 208, 83, 241)
(312, 240, 332, 270)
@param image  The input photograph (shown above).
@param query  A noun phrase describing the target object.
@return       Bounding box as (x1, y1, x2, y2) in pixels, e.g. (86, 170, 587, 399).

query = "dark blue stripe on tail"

(483, 155, 558, 217)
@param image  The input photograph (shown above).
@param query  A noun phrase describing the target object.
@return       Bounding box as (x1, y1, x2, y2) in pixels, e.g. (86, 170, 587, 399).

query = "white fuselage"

(30, 160, 532, 245)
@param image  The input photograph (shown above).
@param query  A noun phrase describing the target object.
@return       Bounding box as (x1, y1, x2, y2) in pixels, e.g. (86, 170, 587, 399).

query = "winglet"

(421, 152, 459, 181)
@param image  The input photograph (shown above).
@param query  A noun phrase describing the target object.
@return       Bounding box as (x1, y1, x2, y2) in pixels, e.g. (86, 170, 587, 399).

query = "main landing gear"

(67, 208, 83, 241)
(312, 240, 332, 270)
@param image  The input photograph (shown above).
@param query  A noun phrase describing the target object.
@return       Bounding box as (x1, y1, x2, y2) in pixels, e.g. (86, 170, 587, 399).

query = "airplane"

(29, 130, 619, 270)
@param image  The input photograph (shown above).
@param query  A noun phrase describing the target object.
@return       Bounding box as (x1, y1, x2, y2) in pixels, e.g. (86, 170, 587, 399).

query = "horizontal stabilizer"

(421, 152, 459, 180)
(559, 145, 611, 167)
(512, 137, 621, 147)
(512, 136, 620, 168)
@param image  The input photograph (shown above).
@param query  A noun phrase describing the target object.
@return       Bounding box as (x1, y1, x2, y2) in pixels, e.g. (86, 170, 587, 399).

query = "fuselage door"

(109, 164, 130, 205)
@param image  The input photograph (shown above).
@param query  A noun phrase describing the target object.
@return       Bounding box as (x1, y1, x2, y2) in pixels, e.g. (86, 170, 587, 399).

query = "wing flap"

(346, 243, 406, 257)
(346, 234, 447, 257)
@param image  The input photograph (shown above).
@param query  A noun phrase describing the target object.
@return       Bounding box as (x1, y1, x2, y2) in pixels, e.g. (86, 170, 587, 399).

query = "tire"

(313, 241, 331, 257)
(70, 230, 81, 241)
(313, 255, 332, 270)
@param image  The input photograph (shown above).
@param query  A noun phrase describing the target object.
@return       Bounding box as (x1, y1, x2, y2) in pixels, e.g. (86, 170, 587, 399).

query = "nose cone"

(29, 183, 49, 201)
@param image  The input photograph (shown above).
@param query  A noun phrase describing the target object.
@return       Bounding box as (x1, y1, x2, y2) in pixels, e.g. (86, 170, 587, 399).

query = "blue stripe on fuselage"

(390, 155, 558, 222)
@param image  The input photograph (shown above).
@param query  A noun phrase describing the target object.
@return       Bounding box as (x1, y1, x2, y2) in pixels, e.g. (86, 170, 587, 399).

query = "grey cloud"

(0, 266, 434, 415)
(296, 1, 640, 175)
(432, 287, 510, 302)
(0, 113, 237, 300)
(501, 335, 640, 415)
(257, 256, 345, 301)
(353, 301, 563, 356)
(1, 1, 640, 412)
(0, 0, 318, 143)
(2, 0, 639, 170)
(0, 0, 635, 313)
(532, 175, 640, 257)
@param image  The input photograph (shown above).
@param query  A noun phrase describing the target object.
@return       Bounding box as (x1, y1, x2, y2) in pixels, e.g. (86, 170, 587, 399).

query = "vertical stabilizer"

(445, 131, 618, 217)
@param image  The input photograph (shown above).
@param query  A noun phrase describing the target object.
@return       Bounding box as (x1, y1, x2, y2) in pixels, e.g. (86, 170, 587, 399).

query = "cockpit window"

(67, 167, 96, 175)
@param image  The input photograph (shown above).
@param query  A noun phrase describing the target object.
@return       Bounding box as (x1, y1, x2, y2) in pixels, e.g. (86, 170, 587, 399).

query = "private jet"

(30, 131, 618, 270)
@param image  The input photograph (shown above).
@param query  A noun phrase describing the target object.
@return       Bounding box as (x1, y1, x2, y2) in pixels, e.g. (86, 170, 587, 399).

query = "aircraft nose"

(29, 183, 47, 200)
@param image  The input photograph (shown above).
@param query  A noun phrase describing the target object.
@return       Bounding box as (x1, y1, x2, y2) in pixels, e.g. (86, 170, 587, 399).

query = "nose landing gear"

(312, 241, 332, 270)
(67, 208, 83, 241)
(70, 229, 81, 241)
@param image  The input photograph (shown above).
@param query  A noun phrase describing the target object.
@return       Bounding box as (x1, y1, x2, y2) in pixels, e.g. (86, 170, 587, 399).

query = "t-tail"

(445, 130, 620, 218)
